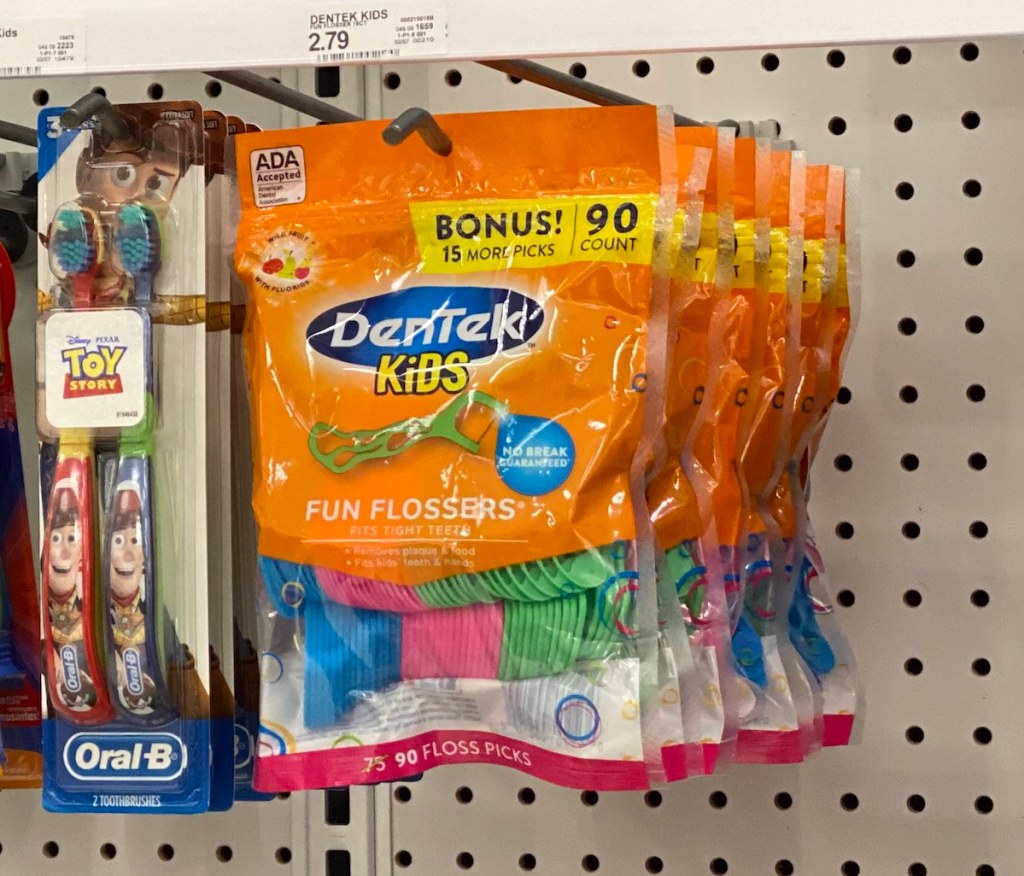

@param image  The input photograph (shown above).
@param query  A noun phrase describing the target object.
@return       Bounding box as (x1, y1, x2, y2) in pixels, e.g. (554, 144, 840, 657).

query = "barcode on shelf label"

(0, 18, 86, 78)
(303, 1, 447, 63)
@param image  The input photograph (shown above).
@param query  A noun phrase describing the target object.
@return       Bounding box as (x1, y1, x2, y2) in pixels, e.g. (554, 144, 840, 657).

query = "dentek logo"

(64, 733, 187, 782)
(61, 341, 125, 399)
(305, 286, 543, 396)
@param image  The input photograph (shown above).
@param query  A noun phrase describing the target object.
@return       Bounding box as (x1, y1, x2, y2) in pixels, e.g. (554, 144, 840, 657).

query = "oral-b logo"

(64, 733, 187, 782)
(305, 286, 543, 396)
(123, 648, 144, 696)
(60, 644, 81, 693)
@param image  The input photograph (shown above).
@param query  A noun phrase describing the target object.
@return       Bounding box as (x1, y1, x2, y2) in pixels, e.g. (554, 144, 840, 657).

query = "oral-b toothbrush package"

(36, 101, 211, 813)
(649, 126, 736, 777)
(234, 105, 676, 791)
(204, 109, 236, 810)
(782, 167, 860, 747)
(0, 241, 44, 788)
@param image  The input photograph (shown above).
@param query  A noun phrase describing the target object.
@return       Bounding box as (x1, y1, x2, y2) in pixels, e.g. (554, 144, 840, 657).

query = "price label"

(0, 18, 86, 77)
(304, 1, 447, 64)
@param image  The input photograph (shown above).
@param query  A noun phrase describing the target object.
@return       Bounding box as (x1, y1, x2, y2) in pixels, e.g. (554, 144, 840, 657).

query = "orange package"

(234, 106, 678, 791)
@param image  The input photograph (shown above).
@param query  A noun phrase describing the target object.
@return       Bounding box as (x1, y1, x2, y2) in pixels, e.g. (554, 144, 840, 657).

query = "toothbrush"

(49, 202, 103, 308)
(103, 393, 175, 725)
(42, 436, 115, 724)
(114, 202, 162, 305)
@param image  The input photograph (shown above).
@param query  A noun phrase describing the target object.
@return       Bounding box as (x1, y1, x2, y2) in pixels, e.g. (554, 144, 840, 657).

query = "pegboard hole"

(837, 590, 855, 607)
(840, 792, 860, 811)
(967, 384, 986, 402)
(965, 315, 985, 334)
(898, 317, 917, 335)
(895, 181, 915, 200)
(776, 862, 795, 876)
(897, 249, 916, 268)
(457, 851, 475, 869)
(508, 75, 523, 84)
(835, 522, 854, 540)
(975, 795, 994, 814)
(519, 853, 538, 871)
(828, 116, 847, 136)
(893, 46, 913, 63)
(903, 589, 922, 608)
(902, 521, 921, 540)
(842, 864, 861, 876)
(646, 857, 665, 874)
(894, 113, 914, 132)
(964, 247, 984, 266)
(899, 385, 918, 404)
(963, 179, 982, 197)
(907, 794, 927, 813)
(581, 790, 599, 806)
(518, 787, 536, 805)
(644, 790, 663, 808)
(708, 790, 728, 809)
(455, 786, 474, 804)
(977, 866, 995, 876)
(205, 80, 222, 98)
(904, 658, 924, 676)
(147, 82, 165, 100)
(710, 859, 729, 875)
(92, 86, 107, 97)
(42, 842, 59, 859)
(761, 53, 780, 71)
(962, 111, 981, 129)
(774, 792, 793, 810)
(158, 845, 175, 862)
(974, 726, 993, 745)
(276, 792, 291, 801)
(633, 60, 651, 78)
(961, 42, 980, 61)
(100, 844, 117, 860)
(971, 589, 990, 608)
(827, 49, 846, 68)
(32, 89, 49, 107)
(909, 865, 927, 876)
(275, 848, 292, 865)
(970, 521, 989, 539)
(383, 72, 402, 90)
(968, 452, 988, 470)
(216, 846, 233, 863)
(837, 387, 852, 405)
(834, 454, 853, 471)
(697, 56, 715, 75)
(394, 785, 412, 802)
(395, 850, 413, 868)
(445, 69, 463, 87)
(582, 854, 601, 871)
(905, 725, 925, 744)
(972, 658, 991, 676)
(570, 63, 588, 79)
(901, 453, 920, 471)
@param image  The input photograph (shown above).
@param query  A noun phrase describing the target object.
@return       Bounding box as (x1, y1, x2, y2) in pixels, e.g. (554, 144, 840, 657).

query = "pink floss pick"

(401, 602, 505, 680)
(316, 566, 429, 612)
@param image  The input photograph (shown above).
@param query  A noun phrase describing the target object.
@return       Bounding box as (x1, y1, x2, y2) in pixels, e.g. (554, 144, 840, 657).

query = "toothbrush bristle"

(51, 205, 100, 275)
(115, 204, 161, 274)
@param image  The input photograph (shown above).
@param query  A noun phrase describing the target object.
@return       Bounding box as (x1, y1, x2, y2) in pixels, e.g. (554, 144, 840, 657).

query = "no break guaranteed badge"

(43, 309, 148, 431)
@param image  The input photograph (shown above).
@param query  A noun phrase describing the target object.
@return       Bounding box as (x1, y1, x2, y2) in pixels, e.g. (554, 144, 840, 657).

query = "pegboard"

(0, 37, 1018, 876)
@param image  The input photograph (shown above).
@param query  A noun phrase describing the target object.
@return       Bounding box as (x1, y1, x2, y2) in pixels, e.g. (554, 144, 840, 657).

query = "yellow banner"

(410, 195, 657, 273)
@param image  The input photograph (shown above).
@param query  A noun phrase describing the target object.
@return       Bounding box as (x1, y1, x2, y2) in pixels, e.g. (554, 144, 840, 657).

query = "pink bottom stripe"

(255, 730, 648, 792)
(823, 713, 855, 747)
(734, 728, 804, 764)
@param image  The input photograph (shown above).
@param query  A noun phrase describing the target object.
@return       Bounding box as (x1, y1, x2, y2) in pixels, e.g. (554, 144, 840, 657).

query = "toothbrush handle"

(104, 452, 176, 725)
(42, 452, 115, 725)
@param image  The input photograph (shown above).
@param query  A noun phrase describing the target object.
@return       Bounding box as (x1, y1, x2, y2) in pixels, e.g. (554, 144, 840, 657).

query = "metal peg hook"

(0, 120, 36, 147)
(382, 108, 452, 156)
(0, 190, 36, 217)
(205, 70, 362, 124)
(60, 93, 131, 142)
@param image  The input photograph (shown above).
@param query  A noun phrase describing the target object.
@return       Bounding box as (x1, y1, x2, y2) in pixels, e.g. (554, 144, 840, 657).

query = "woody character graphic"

(47, 483, 97, 709)
(108, 484, 156, 712)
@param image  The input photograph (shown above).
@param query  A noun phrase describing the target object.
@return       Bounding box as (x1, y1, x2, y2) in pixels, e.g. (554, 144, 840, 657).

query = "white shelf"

(3, 0, 1023, 78)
